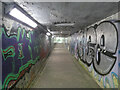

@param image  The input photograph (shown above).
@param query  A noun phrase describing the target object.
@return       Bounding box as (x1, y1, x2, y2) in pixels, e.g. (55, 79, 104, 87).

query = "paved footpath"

(30, 44, 100, 88)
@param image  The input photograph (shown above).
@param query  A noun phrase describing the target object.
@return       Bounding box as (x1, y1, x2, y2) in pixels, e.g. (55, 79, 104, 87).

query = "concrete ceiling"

(14, 2, 119, 36)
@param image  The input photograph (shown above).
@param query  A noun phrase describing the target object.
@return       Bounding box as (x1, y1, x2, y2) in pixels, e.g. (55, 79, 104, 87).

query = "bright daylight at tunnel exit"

(0, 0, 120, 89)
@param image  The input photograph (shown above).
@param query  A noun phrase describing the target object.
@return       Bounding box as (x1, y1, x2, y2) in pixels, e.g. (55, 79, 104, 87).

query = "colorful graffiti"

(70, 21, 118, 75)
(104, 77, 111, 88)
(1, 20, 51, 89)
(18, 43, 24, 59)
(111, 72, 118, 88)
(2, 46, 15, 61)
(68, 21, 119, 88)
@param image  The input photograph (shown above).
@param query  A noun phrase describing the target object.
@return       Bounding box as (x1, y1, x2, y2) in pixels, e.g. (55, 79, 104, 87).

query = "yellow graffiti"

(112, 74, 118, 88)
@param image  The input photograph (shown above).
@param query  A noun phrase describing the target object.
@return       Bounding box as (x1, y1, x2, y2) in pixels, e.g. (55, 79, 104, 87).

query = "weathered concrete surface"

(30, 44, 100, 88)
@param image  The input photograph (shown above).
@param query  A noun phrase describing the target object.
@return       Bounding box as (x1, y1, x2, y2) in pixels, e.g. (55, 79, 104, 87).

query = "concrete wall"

(67, 12, 120, 88)
(1, 3, 53, 89)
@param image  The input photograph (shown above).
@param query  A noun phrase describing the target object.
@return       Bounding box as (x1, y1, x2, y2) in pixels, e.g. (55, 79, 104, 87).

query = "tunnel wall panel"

(68, 13, 120, 88)
(1, 15, 52, 89)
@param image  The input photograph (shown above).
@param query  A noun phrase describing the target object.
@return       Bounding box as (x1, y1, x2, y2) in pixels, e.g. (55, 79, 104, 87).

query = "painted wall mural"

(1, 19, 51, 89)
(67, 21, 119, 88)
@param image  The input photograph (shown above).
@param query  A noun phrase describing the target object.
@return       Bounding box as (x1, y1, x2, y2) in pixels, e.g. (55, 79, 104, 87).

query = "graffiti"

(77, 32, 84, 60)
(2, 46, 15, 61)
(98, 76, 103, 82)
(104, 77, 111, 88)
(72, 21, 118, 75)
(18, 43, 24, 59)
(2, 20, 51, 89)
(28, 45, 33, 59)
(91, 69, 118, 88)
(3, 63, 32, 89)
(98, 76, 104, 88)
(93, 21, 118, 75)
(85, 27, 96, 66)
(111, 72, 118, 88)
(68, 20, 119, 88)
(88, 65, 93, 73)
(2, 26, 34, 89)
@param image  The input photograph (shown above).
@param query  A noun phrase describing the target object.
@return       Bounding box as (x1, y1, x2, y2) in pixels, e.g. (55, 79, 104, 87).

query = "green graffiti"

(1, 27, 42, 89)
(1, 28, 16, 39)
(18, 43, 24, 59)
(28, 45, 33, 59)
(22, 29, 25, 39)
(26, 31, 33, 43)
(19, 56, 40, 72)
(1, 27, 33, 43)
(3, 56, 40, 89)
(2, 46, 15, 61)
(29, 32, 32, 43)
(1, 27, 19, 40)
(3, 73, 18, 89)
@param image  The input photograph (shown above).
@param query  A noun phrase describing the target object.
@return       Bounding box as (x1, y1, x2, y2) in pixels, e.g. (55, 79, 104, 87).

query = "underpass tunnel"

(0, 1, 120, 89)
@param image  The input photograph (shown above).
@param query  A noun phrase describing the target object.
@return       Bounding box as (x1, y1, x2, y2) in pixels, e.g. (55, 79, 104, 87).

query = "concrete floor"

(30, 44, 100, 88)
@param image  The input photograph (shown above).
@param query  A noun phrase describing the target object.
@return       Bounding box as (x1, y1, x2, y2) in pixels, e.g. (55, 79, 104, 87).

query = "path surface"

(30, 44, 100, 88)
